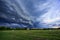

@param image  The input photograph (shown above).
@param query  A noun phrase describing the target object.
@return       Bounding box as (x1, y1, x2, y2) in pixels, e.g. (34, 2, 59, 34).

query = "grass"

(0, 30, 60, 40)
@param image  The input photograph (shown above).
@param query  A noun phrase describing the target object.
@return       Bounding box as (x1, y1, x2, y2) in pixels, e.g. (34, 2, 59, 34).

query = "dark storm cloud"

(0, 0, 60, 28)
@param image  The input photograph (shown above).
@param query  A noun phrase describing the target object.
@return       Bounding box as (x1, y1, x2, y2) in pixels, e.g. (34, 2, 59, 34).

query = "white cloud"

(34, 0, 60, 28)
(51, 26, 59, 28)
(37, 0, 60, 24)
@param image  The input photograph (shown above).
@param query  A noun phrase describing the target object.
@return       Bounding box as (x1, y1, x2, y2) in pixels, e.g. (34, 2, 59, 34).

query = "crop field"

(0, 30, 60, 40)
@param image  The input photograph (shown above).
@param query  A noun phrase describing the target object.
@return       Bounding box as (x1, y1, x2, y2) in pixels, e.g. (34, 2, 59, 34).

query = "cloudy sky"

(20, 0, 60, 28)
(0, 0, 60, 28)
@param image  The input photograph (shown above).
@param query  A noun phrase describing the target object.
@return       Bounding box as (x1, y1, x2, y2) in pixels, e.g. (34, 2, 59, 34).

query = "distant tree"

(0, 26, 6, 30)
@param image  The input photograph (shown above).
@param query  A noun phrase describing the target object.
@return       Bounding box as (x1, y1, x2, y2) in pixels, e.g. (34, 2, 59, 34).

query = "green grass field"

(0, 30, 60, 40)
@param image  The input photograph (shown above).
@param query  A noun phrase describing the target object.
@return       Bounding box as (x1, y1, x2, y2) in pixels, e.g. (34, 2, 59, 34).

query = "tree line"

(0, 26, 28, 30)
(0, 26, 60, 30)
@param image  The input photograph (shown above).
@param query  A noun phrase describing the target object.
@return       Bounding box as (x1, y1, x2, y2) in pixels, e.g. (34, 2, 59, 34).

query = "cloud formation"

(36, 0, 60, 28)
(0, 0, 60, 28)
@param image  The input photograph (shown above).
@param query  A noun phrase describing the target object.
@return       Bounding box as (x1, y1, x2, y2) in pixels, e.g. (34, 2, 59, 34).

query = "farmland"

(0, 30, 60, 40)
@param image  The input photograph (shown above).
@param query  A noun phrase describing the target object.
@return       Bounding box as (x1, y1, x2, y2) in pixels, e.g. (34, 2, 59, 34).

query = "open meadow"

(0, 30, 60, 40)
